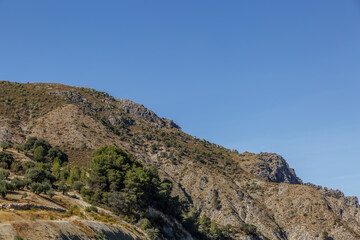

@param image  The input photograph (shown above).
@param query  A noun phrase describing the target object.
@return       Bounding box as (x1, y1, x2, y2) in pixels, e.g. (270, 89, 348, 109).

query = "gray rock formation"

(116, 99, 180, 129)
(305, 182, 359, 208)
(246, 153, 303, 184)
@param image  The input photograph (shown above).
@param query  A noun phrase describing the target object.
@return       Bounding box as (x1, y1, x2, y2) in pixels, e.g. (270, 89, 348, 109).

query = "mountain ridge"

(0, 81, 359, 239)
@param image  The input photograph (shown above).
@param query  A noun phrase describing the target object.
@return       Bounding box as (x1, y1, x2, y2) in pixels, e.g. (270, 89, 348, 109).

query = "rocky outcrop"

(244, 153, 302, 184)
(48, 88, 180, 129)
(305, 182, 360, 209)
(116, 99, 180, 129)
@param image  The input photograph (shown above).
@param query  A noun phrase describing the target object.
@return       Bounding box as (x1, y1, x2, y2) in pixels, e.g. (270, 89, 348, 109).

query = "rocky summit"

(0, 81, 359, 240)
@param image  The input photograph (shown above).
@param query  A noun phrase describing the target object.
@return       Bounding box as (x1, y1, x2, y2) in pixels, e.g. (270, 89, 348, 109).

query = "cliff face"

(241, 153, 303, 184)
(1, 81, 359, 239)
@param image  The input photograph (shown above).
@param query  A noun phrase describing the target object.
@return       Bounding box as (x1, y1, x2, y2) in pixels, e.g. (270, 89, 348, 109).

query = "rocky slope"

(0, 81, 359, 239)
(0, 220, 141, 240)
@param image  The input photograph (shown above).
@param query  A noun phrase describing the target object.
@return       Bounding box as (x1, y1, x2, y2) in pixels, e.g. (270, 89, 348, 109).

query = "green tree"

(11, 177, 26, 190)
(60, 164, 70, 182)
(209, 221, 222, 240)
(89, 146, 139, 192)
(22, 161, 35, 172)
(198, 215, 211, 233)
(0, 151, 14, 169)
(33, 146, 46, 162)
(33, 139, 52, 154)
(73, 181, 84, 193)
(0, 180, 7, 198)
(52, 158, 61, 180)
(0, 169, 9, 180)
(58, 181, 69, 195)
(47, 188, 55, 198)
(108, 191, 127, 215)
(48, 146, 68, 163)
(10, 162, 22, 172)
(24, 137, 38, 151)
(25, 168, 54, 184)
(30, 182, 44, 195)
(68, 166, 81, 185)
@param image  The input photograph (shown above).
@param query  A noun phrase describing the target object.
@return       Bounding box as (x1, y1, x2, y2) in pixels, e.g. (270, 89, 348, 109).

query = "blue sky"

(1, 1, 360, 197)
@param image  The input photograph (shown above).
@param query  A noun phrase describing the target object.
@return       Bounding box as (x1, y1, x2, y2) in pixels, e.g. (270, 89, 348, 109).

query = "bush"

(0, 162, 8, 169)
(25, 168, 54, 184)
(1, 141, 12, 150)
(32, 138, 51, 154)
(24, 137, 38, 151)
(0, 169, 10, 180)
(241, 223, 257, 236)
(322, 231, 330, 240)
(47, 188, 55, 198)
(139, 218, 152, 230)
(21, 192, 27, 200)
(10, 162, 22, 172)
(22, 161, 35, 172)
(0, 151, 14, 169)
(146, 228, 160, 240)
(85, 206, 98, 212)
(73, 181, 84, 193)
(11, 177, 26, 190)
(48, 146, 68, 163)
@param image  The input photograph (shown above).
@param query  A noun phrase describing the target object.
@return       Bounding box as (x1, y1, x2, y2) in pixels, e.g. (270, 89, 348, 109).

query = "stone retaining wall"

(0, 203, 66, 212)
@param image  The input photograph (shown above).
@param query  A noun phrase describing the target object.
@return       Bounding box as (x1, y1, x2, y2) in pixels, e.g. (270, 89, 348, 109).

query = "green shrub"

(11, 177, 26, 190)
(0, 151, 14, 169)
(22, 161, 35, 172)
(241, 223, 257, 236)
(146, 228, 160, 240)
(10, 162, 22, 172)
(322, 231, 330, 240)
(1, 141, 12, 150)
(0, 169, 9, 180)
(139, 218, 151, 230)
(85, 206, 98, 212)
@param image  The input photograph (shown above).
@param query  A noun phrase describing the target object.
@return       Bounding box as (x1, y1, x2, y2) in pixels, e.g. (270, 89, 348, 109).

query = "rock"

(0, 203, 66, 212)
(305, 183, 360, 209)
(116, 99, 180, 129)
(246, 153, 302, 184)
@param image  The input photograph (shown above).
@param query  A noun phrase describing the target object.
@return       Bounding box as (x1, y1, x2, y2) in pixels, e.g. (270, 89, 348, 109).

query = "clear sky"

(1, 1, 360, 197)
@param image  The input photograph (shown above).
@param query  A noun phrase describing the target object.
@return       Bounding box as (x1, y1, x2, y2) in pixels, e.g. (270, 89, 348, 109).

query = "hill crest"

(0, 81, 359, 239)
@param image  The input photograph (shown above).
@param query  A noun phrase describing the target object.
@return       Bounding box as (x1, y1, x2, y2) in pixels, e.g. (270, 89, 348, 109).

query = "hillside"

(0, 81, 359, 239)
